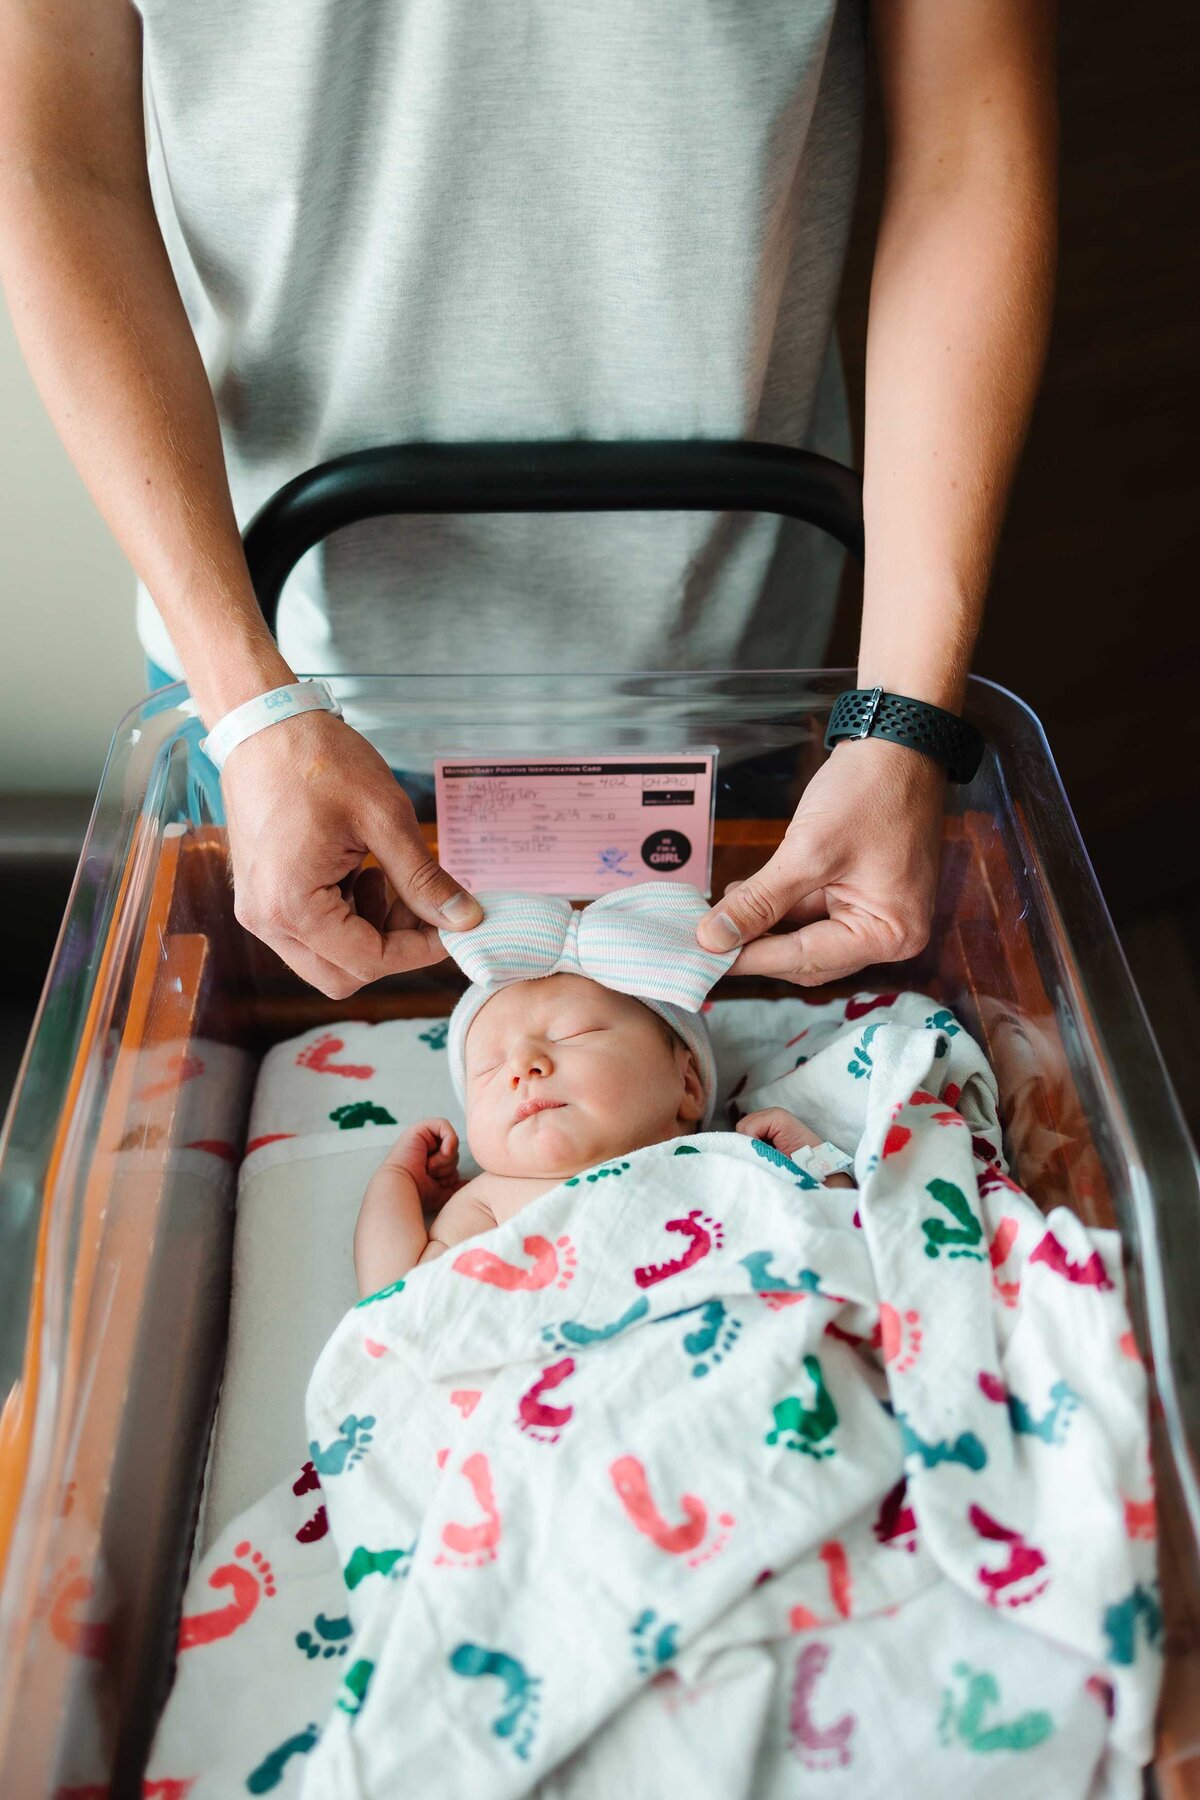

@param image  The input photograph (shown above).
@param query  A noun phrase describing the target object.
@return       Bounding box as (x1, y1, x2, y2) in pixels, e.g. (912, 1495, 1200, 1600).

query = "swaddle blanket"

(146, 1001, 1160, 1798)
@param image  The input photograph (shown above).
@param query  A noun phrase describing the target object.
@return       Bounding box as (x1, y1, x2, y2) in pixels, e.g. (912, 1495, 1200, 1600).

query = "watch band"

(200, 678, 343, 772)
(824, 687, 984, 784)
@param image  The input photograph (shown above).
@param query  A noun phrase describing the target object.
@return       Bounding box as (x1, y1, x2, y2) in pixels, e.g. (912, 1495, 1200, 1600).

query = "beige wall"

(0, 299, 144, 795)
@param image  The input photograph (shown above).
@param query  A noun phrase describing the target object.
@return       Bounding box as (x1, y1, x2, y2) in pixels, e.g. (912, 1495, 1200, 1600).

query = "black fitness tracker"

(823, 687, 985, 784)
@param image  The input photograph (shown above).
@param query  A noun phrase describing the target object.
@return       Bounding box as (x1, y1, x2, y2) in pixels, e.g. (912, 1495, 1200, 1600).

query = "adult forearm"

(0, 162, 291, 723)
(859, 139, 1056, 711)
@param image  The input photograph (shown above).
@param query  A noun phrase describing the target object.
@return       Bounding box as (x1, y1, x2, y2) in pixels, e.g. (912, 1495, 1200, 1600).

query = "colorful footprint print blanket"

(146, 1002, 1160, 1798)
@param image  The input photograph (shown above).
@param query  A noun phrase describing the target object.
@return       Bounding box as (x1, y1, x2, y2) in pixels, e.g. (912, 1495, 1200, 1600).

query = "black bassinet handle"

(241, 440, 864, 636)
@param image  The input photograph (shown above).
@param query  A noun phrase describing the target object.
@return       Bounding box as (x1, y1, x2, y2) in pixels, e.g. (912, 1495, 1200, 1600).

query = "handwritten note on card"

(433, 750, 718, 897)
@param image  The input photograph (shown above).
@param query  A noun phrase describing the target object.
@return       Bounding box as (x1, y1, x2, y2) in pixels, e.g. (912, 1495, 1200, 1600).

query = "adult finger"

(263, 929, 372, 1001)
(347, 865, 391, 933)
(697, 841, 828, 954)
(295, 880, 452, 984)
(364, 799, 484, 934)
(730, 913, 904, 986)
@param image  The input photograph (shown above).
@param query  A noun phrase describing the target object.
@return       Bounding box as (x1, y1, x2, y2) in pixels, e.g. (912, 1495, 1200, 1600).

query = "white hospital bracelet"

(200, 680, 343, 771)
(797, 1141, 855, 1182)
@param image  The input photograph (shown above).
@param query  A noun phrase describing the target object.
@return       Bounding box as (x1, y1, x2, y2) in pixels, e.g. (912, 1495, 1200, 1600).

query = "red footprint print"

(436, 1453, 502, 1567)
(178, 1541, 276, 1650)
(968, 1504, 1049, 1609)
(453, 1233, 576, 1291)
(296, 1506, 328, 1544)
(143, 1782, 198, 1799)
(517, 1358, 577, 1443)
(1029, 1230, 1114, 1292)
(1124, 1494, 1157, 1540)
(881, 1125, 911, 1158)
(296, 1034, 375, 1080)
(293, 1459, 320, 1497)
(610, 1455, 721, 1562)
(634, 1212, 723, 1288)
(245, 1133, 296, 1153)
(44, 1557, 111, 1660)
(873, 1479, 918, 1553)
(819, 1541, 852, 1619)
(844, 994, 898, 1021)
(137, 1051, 205, 1102)
(988, 1217, 1021, 1308)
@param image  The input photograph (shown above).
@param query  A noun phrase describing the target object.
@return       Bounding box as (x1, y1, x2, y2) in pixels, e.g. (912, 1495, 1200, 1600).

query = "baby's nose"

(509, 1047, 552, 1082)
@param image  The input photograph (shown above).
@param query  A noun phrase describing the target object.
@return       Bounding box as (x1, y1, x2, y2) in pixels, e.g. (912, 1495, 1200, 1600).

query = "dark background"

(831, 2, 1199, 1130)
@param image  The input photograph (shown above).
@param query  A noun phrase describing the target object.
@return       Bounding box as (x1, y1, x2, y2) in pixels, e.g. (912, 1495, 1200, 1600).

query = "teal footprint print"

(1009, 1379, 1079, 1445)
(419, 1020, 449, 1051)
(1103, 1583, 1163, 1665)
(925, 1009, 961, 1039)
(541, 1296, 649, 1353)
(747, 1137, 819, 1190)
(329, 1101, 397, 1130)
(673, 1144, 701, 1155)
(848, 1024, 881, 1079)
(897, 1411, 987, 1472)
(245, 1723, 320, 1792)
(295, 1612, 353, 1660)
(740, 1251, 823, 1296)
(680, 1299, 742, 1377)
(449, 1643, 541, 1762)
(630, 1608, 679, 1673)
(937, 1663, 1053, 1753)
(355, 1277, 405, 1309)
(565, 1161, 632, 1186)
(309, 1414, 375, 1476)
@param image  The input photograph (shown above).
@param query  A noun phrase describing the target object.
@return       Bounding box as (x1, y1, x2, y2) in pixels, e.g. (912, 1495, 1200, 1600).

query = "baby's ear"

(675, 1043, 707, 1125)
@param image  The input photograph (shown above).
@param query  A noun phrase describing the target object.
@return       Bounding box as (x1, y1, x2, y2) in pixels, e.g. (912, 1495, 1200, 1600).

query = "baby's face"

(463, 973, 706, 1178)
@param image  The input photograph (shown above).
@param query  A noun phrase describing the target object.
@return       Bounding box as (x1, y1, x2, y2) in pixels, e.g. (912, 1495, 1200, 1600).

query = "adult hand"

(223, 710, 483, 998)
(695, 738, 945, 983)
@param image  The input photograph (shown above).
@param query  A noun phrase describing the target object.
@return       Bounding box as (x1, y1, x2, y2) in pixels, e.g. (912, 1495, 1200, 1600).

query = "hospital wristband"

(200, 679, 343, 772)
(795, 1141, 855, 1183)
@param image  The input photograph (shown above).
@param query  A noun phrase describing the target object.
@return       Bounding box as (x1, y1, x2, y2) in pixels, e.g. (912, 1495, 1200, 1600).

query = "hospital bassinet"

(1, 444, 1197, 1797)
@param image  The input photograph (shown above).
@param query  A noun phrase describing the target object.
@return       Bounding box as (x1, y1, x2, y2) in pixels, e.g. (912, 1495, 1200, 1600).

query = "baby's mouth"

(513, 1099, 567, 1124)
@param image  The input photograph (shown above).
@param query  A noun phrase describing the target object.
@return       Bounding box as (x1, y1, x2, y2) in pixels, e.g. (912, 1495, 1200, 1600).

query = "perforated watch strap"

(823, 687, 984, 784)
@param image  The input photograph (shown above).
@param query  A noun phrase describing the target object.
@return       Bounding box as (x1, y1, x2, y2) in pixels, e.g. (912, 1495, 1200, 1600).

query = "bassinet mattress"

(197, 999, 806, 1554)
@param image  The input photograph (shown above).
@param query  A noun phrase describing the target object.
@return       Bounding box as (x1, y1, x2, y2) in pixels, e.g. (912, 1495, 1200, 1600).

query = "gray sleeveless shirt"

(134, 0, 864, 681)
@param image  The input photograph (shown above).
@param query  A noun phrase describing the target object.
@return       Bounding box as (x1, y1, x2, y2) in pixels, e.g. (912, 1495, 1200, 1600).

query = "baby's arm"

(354, 1118, 494, 1298)
(735, 1107, 856, 1188)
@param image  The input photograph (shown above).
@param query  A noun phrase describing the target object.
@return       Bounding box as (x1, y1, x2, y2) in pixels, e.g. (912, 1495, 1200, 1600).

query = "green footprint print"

(344, 1543, 413, 1590)
(354, 1276, 405, 1309)
(921, 1179, 987, 1261)
(336, 1658, 375, 1718)
(419, 1020, 449, 1051)
(295, 1612, 353, 1660)
(329, 1101, 397, 1130)
(937, 1663, 1054, 1753)
(679, 1299, 742, 1377)
(766, 1355, 839, 1459)
(673, 1144, 701, 1155)
(630, 1608, 679, 1673)
(565, 1161, 632, 1186)
(449, 1643, 541, 1762)
(308, 1414, 375, 1476)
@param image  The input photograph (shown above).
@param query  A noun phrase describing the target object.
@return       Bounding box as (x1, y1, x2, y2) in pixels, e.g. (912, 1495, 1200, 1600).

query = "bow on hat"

(438, 881, 739, 1011)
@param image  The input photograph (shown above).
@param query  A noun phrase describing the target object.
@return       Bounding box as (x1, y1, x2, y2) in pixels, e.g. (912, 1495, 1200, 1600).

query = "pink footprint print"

(968, 1504, 1049, 1609)
(988, 1217, 1021, 1308)
(1029, 1230, 1114, 1292)
(42, 1557, 111, 1660)
(451, 1389, 482, 1418)
(517, 1358, 577, 1443)
(789, 1642, 856, 1770)
(453, 1234, 577, 1292)
(295, 1034, 375, 1080)
(879, 1304, 922, 1371)
(178, 1541, 276, 1650)
(436, 1453, 502, 1568)
(634, 1212, 723, 1289)
(609, 1455, 733, 1567)
(137, 1050, 205, 1102)
(788, 1539, 854, 1630)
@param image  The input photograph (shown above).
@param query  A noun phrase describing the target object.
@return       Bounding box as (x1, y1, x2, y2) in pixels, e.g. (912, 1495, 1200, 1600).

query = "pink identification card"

(433, 749, 719, 897)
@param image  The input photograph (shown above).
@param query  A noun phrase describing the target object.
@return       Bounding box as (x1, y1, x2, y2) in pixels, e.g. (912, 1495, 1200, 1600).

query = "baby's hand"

(378, 1117, 463, 1212)
(735, 1107, 823, 1159)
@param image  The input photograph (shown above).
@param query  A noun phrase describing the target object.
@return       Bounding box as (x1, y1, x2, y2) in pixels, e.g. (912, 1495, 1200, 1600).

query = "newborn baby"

(353, 884, 853, 1301)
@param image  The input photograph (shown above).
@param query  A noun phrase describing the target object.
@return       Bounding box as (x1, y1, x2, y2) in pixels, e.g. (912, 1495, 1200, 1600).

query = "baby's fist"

(380, 1117, 462, 1209)
(735, 1107, 822, 1159)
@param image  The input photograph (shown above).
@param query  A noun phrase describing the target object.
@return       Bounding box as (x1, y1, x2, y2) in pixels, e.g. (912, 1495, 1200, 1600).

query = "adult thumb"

(695, 856, 794, 952)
